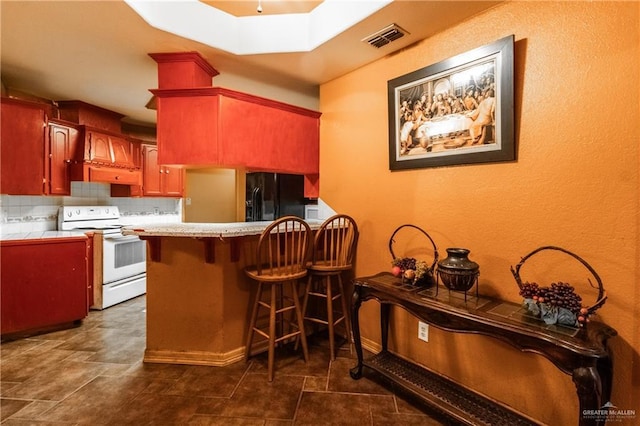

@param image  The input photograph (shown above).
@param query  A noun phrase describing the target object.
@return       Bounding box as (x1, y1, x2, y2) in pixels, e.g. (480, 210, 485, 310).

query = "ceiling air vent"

(362, 24, 409, 49)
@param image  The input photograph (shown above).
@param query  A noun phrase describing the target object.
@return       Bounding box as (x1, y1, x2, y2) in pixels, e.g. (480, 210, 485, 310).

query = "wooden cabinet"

(1, 236, 89, 337)
(1, 98, 145, 195)
(149, 52, 320, 198)
(71, 127, 142, 186)
(109, 134, 136, 168)
(142, 144, 184, 197)
(1, 98, 47, 195)
(48, 120, 80, 195)
(0, 98, 77, 196)
(85, 130, 112, 164)
(81, 129, 136, 168)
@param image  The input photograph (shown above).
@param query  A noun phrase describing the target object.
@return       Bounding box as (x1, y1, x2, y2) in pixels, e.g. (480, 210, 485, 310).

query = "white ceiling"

(0, 1, 501, 127)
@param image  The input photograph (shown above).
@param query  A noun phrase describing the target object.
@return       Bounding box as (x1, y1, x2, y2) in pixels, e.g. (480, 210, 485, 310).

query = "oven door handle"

(102, 234, 141, 243)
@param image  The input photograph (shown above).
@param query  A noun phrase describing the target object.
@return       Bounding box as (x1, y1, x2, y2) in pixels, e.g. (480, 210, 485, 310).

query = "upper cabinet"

(0, 97, 143, 195)
(69, 127, 142, 186)
(0, 98, 78, 196)
(111, 143, 184, 198)
(48, 120, 80, 195)
(141, 145, 184, 197)
(85, 130, 112, 164)
(149, 52, 321, 198)
(58, 101, 141, 186)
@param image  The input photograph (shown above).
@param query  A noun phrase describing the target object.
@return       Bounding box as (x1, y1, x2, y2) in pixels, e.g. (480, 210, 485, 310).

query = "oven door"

(102, 234, 146, 284)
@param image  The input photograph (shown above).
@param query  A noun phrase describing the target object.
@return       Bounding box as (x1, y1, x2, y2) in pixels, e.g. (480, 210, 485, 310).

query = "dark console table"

(349, 273, 617, 426)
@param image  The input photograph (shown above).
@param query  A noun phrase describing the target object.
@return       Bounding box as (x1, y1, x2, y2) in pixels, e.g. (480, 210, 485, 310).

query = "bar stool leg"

(338, 274, 353, 355)
(245, 282, 263, 362)
(326, 275, 336, 360)
(291, 280, 309, 362)
(268, 284, 277, 382)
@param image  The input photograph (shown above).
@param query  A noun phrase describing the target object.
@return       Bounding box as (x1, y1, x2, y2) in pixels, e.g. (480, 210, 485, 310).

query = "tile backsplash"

(1, 182, 182, 235)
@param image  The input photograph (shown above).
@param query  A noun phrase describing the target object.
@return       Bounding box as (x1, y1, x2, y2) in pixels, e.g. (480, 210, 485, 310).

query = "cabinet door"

(142, 145, 163, 196)
(0, 99, 46, 195)
(110, 135, 135, 168)
(1, 238, 88, 336)
(49, 124, 72, 195)
(162, 165, 184, 197)
(87, 131, 113, 164)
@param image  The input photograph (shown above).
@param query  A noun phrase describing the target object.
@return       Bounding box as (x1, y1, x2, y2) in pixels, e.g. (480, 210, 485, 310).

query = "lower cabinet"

(1, 236, 89, 338)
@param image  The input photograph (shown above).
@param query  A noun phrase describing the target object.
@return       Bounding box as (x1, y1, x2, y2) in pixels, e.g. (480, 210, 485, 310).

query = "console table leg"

(573, 366, 603, 426)
(597, 355, 613, 409)
(349, 287, 364, 380)
(381, 303, 390, 351)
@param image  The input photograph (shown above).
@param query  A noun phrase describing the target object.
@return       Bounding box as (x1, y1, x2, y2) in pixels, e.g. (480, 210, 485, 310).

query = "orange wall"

(319, 2, 639, 424)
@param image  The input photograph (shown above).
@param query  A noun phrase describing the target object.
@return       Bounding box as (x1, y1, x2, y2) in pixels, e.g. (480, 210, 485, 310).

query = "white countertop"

(0, 231, 89, 241)
(122, 220, 324, 238)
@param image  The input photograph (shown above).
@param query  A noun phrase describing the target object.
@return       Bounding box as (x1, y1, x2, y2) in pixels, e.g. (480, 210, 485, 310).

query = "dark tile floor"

(1, 296, 447, 425)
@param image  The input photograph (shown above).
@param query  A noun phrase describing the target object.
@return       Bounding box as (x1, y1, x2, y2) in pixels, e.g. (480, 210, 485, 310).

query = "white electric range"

(58, 206, 146, 309)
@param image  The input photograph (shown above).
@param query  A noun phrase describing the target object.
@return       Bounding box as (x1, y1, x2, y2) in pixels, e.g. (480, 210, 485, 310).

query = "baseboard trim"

(144, 346, 245, 367)
(361, 336, 382, 354)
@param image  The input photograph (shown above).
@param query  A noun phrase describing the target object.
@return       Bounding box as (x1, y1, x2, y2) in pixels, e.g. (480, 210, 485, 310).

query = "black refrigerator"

(245, 172, 305, 221)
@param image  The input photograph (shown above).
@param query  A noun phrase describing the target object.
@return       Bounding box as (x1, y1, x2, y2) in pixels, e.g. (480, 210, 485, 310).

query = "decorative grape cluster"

(391, 257, 430, 285)
(392, 257, 417, 271)
(520, 281, 591, 326)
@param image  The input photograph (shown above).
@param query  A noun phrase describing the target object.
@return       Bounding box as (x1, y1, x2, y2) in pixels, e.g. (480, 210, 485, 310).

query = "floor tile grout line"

(291, 375, 307, 424)
(227, 360, 254, 399)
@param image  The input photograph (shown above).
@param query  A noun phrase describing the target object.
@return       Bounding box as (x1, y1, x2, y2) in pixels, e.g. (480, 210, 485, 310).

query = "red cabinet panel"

(149, 53, 321, 198)
(71, 127, 143, 186)
(149, 52, 219, 89)
(162, 165, 184, 197)
(153, 88, 320, 175)
(142, 144, 184, 197)
(87, 165, 142, 185)
(1, 237, 89, 337)
(110, 135, 135, 168)
(87, 131, 113, 164)
(0, 98, 78, 196)
(0, 98, 47, 195)
(217, 93, 319, 175)
(48, 122, 79, 195)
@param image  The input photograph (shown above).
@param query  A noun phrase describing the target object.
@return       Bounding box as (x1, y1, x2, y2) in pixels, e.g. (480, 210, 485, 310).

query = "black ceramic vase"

(437, 248, 479, 292)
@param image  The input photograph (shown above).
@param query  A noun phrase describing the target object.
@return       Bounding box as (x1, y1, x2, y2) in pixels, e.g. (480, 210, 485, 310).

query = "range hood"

(57, 101, 142, 187)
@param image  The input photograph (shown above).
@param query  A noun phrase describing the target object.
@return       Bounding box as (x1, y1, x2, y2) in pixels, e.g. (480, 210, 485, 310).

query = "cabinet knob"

(165, 170, 170, 174)
(115, 176, 120, 180)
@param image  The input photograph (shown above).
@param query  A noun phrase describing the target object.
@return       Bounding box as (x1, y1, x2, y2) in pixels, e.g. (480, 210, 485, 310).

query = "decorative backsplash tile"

(1, 182, 182, 235)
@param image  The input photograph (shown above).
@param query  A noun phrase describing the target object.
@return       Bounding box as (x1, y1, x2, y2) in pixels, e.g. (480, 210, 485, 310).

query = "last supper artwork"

(394, 58, 499, 159)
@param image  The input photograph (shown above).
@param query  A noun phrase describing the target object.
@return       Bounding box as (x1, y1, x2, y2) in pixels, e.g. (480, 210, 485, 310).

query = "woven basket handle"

(388, 224, 439, 272)
(510, 245, 606, 313)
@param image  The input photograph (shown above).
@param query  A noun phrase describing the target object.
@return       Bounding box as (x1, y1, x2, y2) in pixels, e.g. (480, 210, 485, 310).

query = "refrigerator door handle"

(252, 187, 262, 221)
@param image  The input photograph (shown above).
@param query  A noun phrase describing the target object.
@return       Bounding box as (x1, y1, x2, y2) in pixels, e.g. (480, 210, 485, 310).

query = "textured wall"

(319, 2, 639, 424)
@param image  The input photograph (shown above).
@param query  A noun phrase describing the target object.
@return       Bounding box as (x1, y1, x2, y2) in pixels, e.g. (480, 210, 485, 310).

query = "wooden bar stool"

(244, 216, 311, 382)
(300, 214, 359, 360)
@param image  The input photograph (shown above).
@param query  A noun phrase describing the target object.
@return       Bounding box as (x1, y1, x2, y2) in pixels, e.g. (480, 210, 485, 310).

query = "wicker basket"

(510, 246, 607, 327)
(389, 224, 439, 287)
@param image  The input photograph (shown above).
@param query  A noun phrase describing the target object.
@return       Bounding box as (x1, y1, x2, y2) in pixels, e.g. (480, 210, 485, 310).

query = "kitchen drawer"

(88, 165, 141, 185)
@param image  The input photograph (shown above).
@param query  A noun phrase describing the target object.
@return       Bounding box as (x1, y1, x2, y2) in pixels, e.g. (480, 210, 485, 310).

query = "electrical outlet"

(418, 321, 429, 342)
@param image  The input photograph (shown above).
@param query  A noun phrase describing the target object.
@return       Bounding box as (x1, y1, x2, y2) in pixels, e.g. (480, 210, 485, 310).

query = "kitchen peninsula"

(123, 220, 322, 366)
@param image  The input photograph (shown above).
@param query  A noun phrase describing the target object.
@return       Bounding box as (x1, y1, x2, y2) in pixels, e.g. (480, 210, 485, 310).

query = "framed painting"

(388, 35, 515, 170)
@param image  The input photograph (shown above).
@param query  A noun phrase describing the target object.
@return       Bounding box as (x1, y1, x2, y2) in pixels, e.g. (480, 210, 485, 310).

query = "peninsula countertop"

(122, 220, 324, 238)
